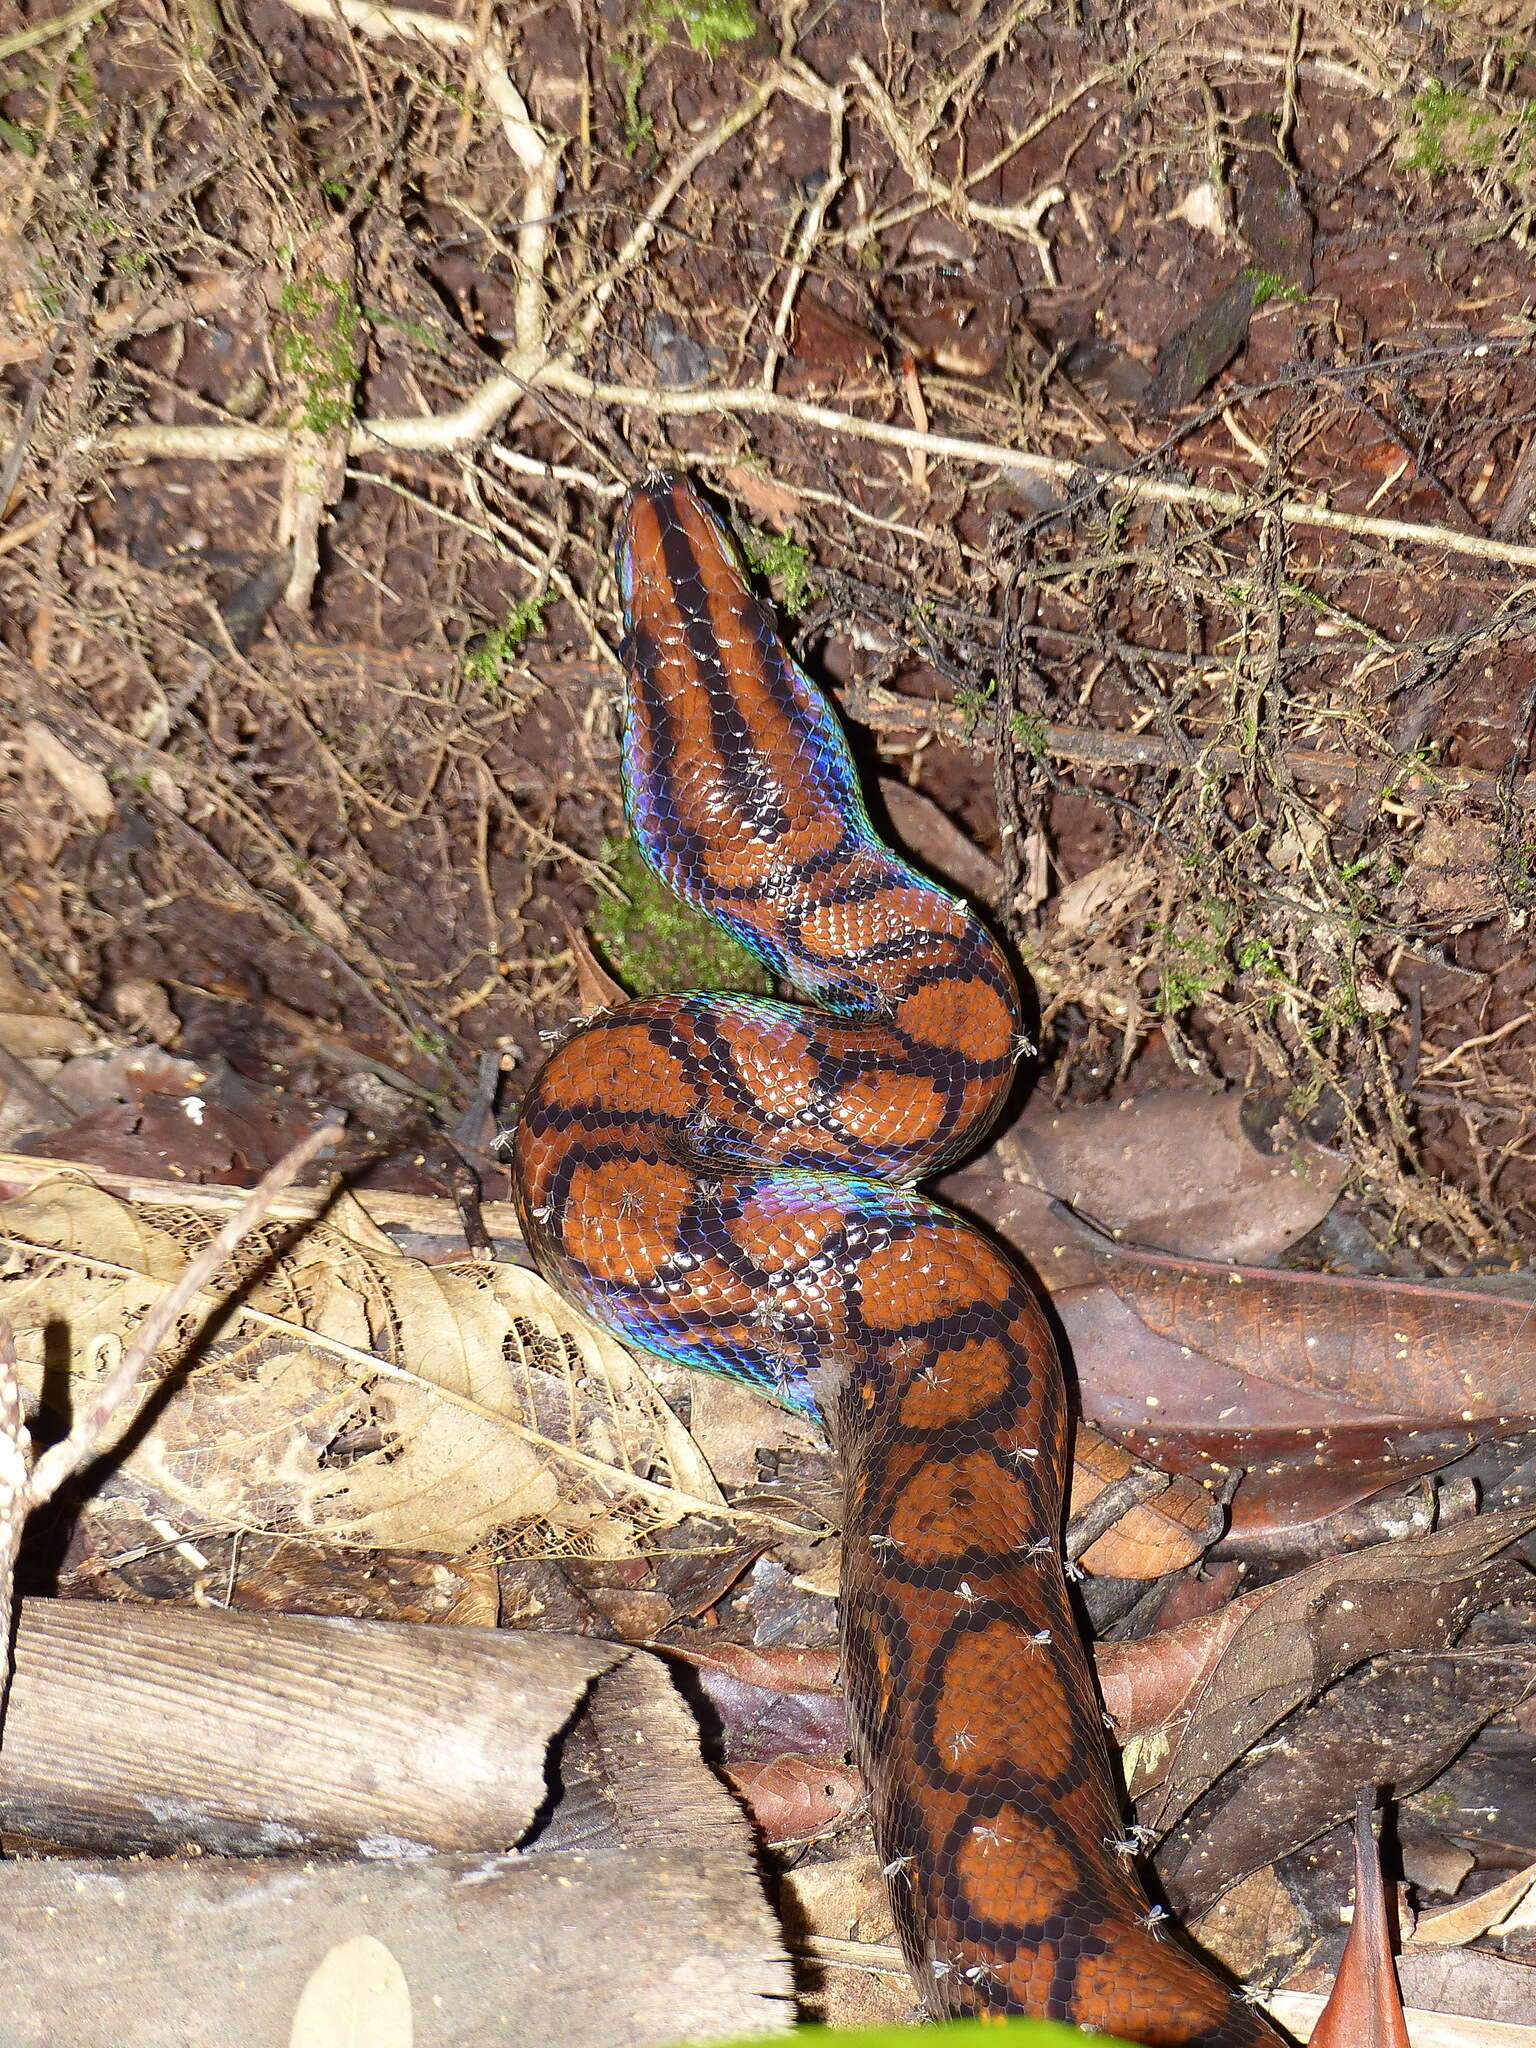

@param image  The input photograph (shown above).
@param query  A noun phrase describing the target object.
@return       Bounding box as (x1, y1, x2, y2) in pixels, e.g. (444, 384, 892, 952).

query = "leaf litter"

(0, 1175, 725, 1554)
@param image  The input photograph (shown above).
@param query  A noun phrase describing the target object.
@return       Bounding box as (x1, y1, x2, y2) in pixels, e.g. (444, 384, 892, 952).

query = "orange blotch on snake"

(562, 1155, 694, 1283)
(897, 976, 1014, 1062)
(798, 879, 947, 965)
(931, 1617, 1078, 1780)
(897, 1336, 1013, 1429)
(954, 1812, 1079, 1928)
(711, 1008, 821, 1120)
(886, 1453, 1036, 1567)
(855, 1230, 1009, 1331)
(1070, 1943, 1233, 2042)
(831, 1070, 945, 1150)
(543, 1024, 697, 1118)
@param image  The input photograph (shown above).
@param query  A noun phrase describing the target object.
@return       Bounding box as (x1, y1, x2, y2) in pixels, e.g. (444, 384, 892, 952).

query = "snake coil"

(512, 474, 1283, 2045)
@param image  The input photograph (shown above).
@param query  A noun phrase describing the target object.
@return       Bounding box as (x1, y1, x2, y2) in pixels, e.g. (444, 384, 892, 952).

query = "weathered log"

(0, 1598, 622, 1855)
(0, 1619, 793, 2044)
(0, 1841, 793, 2047)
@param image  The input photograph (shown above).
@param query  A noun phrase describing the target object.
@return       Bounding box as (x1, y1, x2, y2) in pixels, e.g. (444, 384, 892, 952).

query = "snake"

(511, 473, 1284, 2045)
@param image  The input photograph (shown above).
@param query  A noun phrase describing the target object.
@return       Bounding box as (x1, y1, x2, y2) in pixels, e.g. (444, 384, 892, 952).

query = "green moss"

(613, 48, 654, 152)
(1152, 898, 1241, 1016)
(738, 523, 817, 611)
(275, 274, 363, 435)
(1011, 708, 1049, 759)
(591, 838, 772, 997)
(954, 676, 997, 736)
(1403, 81, 1536, 177)
(642, 0, 757, 57)
(462, 593, 555, 692)
(1246, 267, 1306, 309)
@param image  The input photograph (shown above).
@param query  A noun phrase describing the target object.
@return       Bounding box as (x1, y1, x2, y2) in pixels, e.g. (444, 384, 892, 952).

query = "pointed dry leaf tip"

(1310, 1786, 1411, 2048)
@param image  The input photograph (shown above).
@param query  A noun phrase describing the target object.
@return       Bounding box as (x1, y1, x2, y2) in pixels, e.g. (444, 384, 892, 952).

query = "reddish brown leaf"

(722, 1755, 863, 1843)
(1139, 1508, 1536, 1834)
(948, 1086, 1348, 1280)
(1069, 1423, 1214, 1578)
(665, 1642, 849, 1764)
(667, 1641, 841, 1696)
(1097, 1586, 1268, 1743)
(1052, 1234, 1536, 1532)
(1302, 1792, 1410, 2048)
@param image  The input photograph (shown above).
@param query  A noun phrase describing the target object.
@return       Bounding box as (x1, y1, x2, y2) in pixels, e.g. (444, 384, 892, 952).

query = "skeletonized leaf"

(0, 1175, 722, 1554)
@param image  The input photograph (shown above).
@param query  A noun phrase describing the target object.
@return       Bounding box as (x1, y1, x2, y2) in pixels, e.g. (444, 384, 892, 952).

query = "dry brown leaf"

(1054, 1235, 1536, 1531)
(1409, 1863, 1536, 1950)
(1053, 855, 1153, 933)
(1268, 1989, 1535, 2046)
(1069, 1423, 1212, 1578)
(0, 1014, 96, 1058)
(1309, 1796, 1412, 2048)
(721, 1754, 864, 1843)
(1395, 1950, 1536, 2030)
(1139, 1509, 1536, 1833)
(1100, 1586, 1269, 1748)
(23, 721, 115, 827)
(0, 1175, 722, 1554)
(974, 1086, 1350, 1273)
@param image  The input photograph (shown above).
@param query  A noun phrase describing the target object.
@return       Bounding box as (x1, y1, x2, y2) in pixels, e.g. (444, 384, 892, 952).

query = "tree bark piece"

(0, 1598, 622, 1855)
(0, 1841, 793, 2047)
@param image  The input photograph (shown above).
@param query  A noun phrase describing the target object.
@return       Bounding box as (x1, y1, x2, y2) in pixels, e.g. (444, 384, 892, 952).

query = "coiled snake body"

(512, 476, 1282, 2045)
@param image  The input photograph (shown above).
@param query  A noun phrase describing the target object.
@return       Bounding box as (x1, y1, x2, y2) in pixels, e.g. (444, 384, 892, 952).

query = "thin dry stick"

(0, 1323, 28, 1711)
(0, 1119, 341, 1724)
(838, 678, 1536, 810)
(760, 88, 846, 393)
(849, 54, 1065, 281)
(1064, 1466, 1171, 1564)
(532, 374, 1536, 574)
(101, 371, 1536, 576)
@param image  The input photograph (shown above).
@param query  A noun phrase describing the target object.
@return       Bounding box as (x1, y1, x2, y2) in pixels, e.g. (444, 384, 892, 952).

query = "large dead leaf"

(946, 1085, 1349, 1281)
(1160, 1647, 1535, 1917)
(1135, 1509, 1536, 1836)
(1052, 1234, 1536, 1531)
(0, 1175, 723, 1553)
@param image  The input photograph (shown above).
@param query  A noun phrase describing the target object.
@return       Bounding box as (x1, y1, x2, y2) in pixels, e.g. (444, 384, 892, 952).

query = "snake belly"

(511, 475, 1282, 2046)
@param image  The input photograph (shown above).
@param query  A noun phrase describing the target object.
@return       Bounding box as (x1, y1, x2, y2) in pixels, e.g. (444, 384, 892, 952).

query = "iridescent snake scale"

(511, 474, 1283, 2045)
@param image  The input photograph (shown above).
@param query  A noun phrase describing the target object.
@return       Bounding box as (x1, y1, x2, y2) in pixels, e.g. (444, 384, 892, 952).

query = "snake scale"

(512, 474, 1283, 2045)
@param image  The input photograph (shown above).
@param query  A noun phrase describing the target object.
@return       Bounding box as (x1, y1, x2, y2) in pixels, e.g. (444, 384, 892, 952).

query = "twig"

(1065, 1465, 1170, 1564)
(0, 1323, 27, 1719)
(849, 55, 1065, 282)
(276, 0, 559, 363)
(0, 310, 74, 519)
(0, 272, 247, 372)
(0, 1042, 76, 1131)
(760, 88, 846, 393)
(0, 0, 110, 63)
(99, 370, 1536, 576)
(838, 678, 1536, 810)
(554, 84, 775, 352)
(0, 1118, 341, 1727)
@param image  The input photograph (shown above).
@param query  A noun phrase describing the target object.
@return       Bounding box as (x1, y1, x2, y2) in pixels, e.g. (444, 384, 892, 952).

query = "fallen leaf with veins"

(1131, 1508, 1536, 1830)
(0, 1175, 722, 1553)
(1052, 1233, 1536, 1531)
